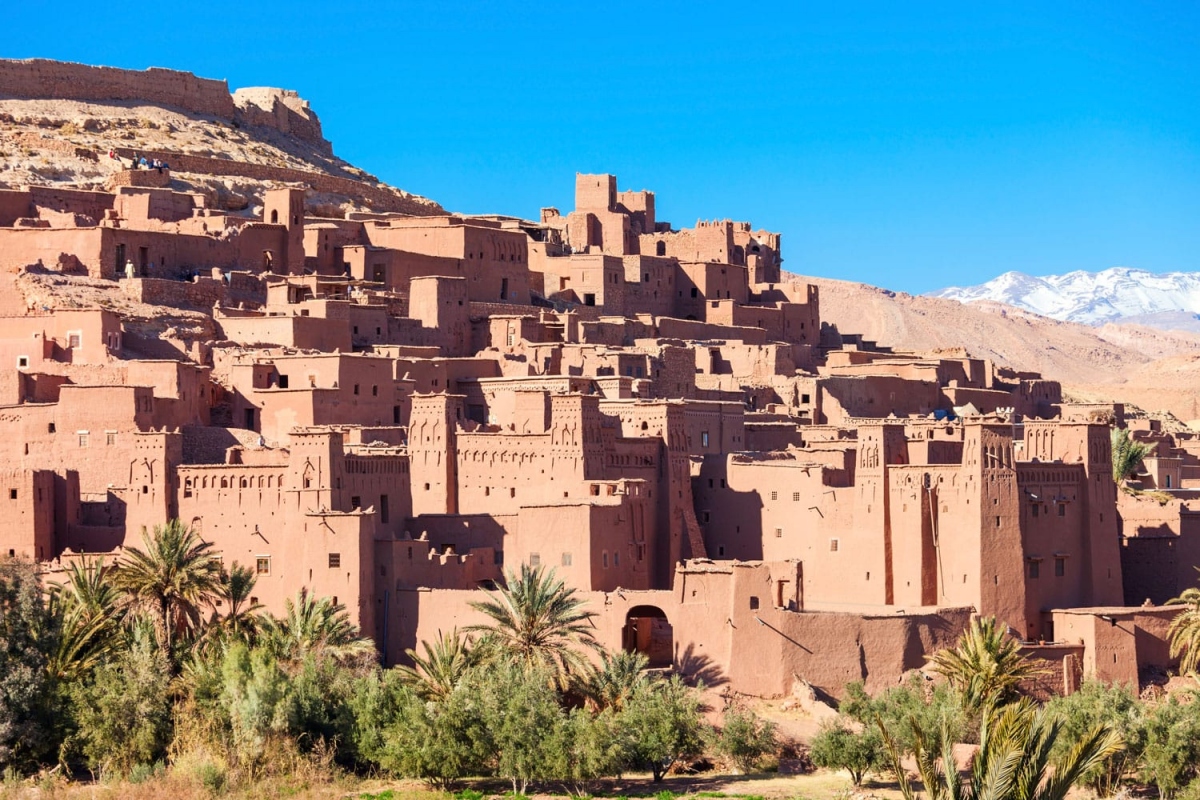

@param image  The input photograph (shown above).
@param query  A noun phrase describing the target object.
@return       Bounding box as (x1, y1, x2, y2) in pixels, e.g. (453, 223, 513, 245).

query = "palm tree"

(258, 588, 375, 665)
(48, 557, 123, 681)
(213, 562, 263, 639)
(581, 649, 651, 711)
(1111, 428, 1151, 484)
(882, 698, 1124, 800)
(1167, 574, 1200, 676)
(926, 616, 1045, 712)
(113, 519, 223, 666)
(467, 563, 602, 689)
(396, 628, 477, 700)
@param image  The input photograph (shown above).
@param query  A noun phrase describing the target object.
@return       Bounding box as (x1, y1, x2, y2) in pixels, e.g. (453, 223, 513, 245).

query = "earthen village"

(1, 59, 1197, 702)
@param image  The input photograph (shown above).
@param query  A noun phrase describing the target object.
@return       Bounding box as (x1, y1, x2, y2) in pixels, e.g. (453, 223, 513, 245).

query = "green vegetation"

(1112, 427, 1152, 483)
(924, 615, 1045, 712)
(5, 528, 1200, 799)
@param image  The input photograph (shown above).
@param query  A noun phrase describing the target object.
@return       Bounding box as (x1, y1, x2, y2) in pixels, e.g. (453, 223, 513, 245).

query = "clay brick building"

(0, 163, 1190, 698)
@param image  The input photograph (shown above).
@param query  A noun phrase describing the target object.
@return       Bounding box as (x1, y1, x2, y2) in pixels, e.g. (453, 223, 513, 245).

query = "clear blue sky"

(7, 1, 1200, 293)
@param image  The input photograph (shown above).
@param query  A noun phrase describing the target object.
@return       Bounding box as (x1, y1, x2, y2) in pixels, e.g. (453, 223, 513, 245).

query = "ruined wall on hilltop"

(0, 60, 333, 153)
(233, 87, 326, 151)
(0, 59, 236, 119)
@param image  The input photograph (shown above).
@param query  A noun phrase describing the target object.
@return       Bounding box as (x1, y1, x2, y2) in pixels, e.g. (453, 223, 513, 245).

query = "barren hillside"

(801, 274, 1200, 421)
(0, 60, 443, 216)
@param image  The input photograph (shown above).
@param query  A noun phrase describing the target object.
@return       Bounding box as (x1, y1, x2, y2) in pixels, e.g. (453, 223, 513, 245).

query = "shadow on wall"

(674, 641, 728, 688)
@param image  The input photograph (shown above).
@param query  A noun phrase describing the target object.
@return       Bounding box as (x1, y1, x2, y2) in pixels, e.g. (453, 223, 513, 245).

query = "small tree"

(555, 707, 630, 795)
(840, 676, 966, 763)
(363, 676, 491, 788)
(1141, 695, 1200, 798)
(619, 675, 706, 782)
(1046, 679, 1146, 796)
(809, 720, 886, 786)
(711, 705, 777, 773)
(0, 557, 59, 772)
(477, 662, 567, 794)
(69, 628, 172, 778)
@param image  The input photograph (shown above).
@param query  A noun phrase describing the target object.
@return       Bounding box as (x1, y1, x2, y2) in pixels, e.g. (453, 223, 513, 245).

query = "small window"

(749, 596, 760, 610)
(770, 490, 778, 501)
(278, 374, 289, 389)
(702, 511, 711, 523)
(690, 288, 698, 298)
(8, 489, 15, 500)
(68, 333, 81, 349)
(830, 538, 840, 552)
(1029, 561, 1040, 579)
(329, 553, 341, 568)
(106, 432, 116, 446)
(529, 552, 541, 567)
(602, 551, 609, 568)
(48, 423, 55, 434)
(1032, 504, 1039, 518)
(701, 431, 709, 448)
(1058, 504, 1066, 517)
(801, 393, 811, 404)
(351, 496, 362, 509)
(256, 557, 271, 575)
(792, 491, 800, 502)
(16, 356, 28, 368)
(353, 384, 360, 395)
(78, 432, 89, 448)
(562, 552, 572, 566)
(774, 527, 782, 538)
(1055, 557, 1066, 577)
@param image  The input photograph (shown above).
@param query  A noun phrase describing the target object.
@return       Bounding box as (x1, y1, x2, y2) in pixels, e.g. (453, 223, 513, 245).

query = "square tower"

(263, 188, 306, 275)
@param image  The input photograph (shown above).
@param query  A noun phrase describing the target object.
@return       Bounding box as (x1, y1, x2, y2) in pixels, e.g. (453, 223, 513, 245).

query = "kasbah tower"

(0, 58, 1189, 699)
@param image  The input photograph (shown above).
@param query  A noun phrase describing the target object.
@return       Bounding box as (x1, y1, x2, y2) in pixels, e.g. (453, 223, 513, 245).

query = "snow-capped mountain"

(929, 268, 1200, 328)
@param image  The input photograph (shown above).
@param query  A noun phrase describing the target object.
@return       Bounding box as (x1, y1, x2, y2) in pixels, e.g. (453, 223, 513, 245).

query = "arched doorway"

(622, 605, 673, 667)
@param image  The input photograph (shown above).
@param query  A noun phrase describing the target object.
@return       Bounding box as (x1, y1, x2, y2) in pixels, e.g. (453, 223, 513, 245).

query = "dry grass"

(2, 769, 905, 800)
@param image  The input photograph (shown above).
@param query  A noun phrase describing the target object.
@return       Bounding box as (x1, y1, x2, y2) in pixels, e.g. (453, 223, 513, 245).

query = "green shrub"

(711, 706, 777, 773)
(1142, 695, 1200, 798)
(808, 720, 885, 786)
(1046, 679, 1146, 795)
(69, 631, 171, 778)
(839, 675, 966, 762)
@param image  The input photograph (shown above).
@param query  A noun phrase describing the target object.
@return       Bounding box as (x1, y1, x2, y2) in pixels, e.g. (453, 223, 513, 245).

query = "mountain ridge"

(930, 267, 1200, 331)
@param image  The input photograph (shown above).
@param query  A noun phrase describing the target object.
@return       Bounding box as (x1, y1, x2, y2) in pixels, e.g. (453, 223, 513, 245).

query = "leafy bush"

(808, 720, 885, 786)
(1046, 679, 1146, 795)
(618, 676, 706, 782)
(1142, 695, 1200, 798)
(839, 675, 967, 761)
(0, 558, 59, 773)
(68, 630, 171, 778)
(710, 706, 777, 773)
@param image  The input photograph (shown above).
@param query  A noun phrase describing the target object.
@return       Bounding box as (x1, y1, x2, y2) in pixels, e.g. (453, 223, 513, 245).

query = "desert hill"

(0, 59, 443, 217)
(801, 273, 1200, 422)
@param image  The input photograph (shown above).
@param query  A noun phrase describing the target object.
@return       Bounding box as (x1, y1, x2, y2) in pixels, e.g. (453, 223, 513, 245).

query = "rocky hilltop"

(0, 58, 444, 216)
